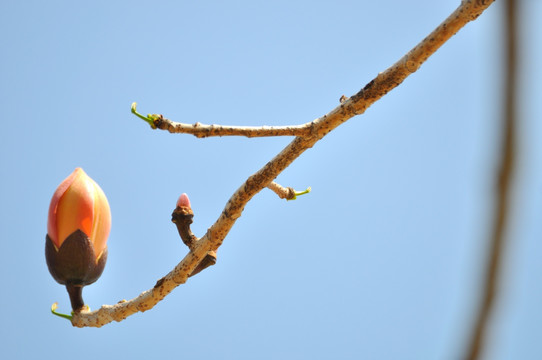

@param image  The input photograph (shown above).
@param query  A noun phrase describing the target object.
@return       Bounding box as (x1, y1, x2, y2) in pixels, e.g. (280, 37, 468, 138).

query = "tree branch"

(154, 115, 315, 138)
(464, 0, 517, 358)
(131, 103, 314, 138)
(70, 0, 495, 328)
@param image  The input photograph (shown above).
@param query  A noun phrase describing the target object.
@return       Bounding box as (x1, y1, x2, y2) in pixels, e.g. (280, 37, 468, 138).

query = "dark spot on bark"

(363, 80, 375, 91)
(154, 277, 165, 288)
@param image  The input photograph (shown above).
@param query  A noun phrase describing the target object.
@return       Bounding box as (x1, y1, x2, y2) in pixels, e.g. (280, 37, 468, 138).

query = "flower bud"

(172, 193, 195, 247)
(45, 168, 111, 310)
(171, 193, 217, 277)
(176, 193, 191, 209)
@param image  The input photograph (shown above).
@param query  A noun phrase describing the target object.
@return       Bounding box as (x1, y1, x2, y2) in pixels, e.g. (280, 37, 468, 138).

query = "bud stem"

(51, 302, 73, 321)
(66, 283, 85, 312)
(131, 102, 159, 129)
(288, 186, 312, 201)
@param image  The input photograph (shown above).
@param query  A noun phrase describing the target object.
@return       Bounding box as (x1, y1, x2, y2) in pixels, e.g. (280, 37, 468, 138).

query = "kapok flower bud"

(176, 193, 191, 209)
(45, 168, 111, 310)
(172, 193, 195, 248)
(171, 193, 217, 277)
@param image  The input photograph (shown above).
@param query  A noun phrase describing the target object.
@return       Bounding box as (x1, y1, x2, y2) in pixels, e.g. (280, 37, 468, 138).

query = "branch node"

(405, 56, 420, 73)
(154, 277, 165, 289)
(131, 102, 162, 129)
(267, 182, 311, 201)
(289, 186, 311, 201)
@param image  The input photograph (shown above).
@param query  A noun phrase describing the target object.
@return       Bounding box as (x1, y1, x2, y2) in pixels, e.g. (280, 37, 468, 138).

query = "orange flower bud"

(47, 167, 111, 259)
(45, 168, 111, 311)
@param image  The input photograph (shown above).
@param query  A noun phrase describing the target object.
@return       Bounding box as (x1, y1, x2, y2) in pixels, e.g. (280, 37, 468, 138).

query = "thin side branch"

(267, 181, 296, 199)
(132, 104, 314, 138)
(267, 181, 311, 200)
(153, 115, 315, 138)
(464, 0, 517, 359)
(71, 0, 495, 328)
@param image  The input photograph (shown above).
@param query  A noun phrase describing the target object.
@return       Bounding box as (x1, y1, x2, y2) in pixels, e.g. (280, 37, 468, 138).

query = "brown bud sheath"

(45, 230, 107, 287)
(171, 206, 197, 248)
(171, 193, 217, 277)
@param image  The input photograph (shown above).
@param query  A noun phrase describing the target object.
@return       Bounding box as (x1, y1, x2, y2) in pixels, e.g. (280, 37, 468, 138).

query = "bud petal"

(88, 178, 111, 260)
(47, 168, 111, 259)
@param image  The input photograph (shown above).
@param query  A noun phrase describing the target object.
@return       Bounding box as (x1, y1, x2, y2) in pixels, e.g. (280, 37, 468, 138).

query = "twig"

(464, 0, 517, 359)
(267, 182, 311, 200)
(155, 117, 314, 138)
(132, 103, 314, 138)
(71, 0, 495, 328)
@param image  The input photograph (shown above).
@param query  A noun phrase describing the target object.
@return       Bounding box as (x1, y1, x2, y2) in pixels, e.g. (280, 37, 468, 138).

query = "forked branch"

(71, 0, 495, 328)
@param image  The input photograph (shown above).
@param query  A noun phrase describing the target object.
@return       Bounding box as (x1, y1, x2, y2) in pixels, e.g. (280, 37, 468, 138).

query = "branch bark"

(152, 115, 315, 138)
(70, 0, 495, 328)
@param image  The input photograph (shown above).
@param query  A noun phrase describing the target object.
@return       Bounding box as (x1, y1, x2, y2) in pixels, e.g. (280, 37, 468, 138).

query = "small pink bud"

(176, 193, 191, 209)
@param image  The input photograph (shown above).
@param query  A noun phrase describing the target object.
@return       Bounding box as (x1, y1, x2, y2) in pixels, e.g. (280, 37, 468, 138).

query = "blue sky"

(1, 1, 541, 359)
